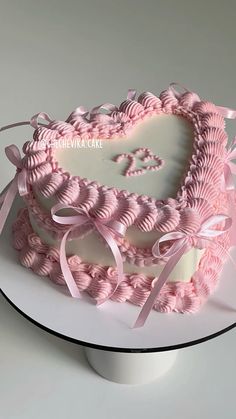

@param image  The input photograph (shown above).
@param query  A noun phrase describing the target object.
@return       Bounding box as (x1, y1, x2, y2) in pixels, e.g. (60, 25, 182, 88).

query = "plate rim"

(2, 289, 235, 353)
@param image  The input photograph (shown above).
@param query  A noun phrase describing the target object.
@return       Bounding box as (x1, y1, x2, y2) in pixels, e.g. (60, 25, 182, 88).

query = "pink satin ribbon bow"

(0, 145, 28, 234)
(51, 203, 126, 302)
(0, 112, 54, 234)
(134, 214, 232, 328)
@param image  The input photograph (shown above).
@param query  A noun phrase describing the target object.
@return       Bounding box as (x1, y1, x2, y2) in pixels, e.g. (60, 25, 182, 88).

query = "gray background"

(0, 1, 236, 418)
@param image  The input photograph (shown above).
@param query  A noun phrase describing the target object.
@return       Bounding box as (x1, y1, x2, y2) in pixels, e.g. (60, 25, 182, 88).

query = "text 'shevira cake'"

(1, 83, 236, 327)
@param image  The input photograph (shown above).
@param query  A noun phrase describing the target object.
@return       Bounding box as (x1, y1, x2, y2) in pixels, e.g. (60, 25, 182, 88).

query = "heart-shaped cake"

(1, 83, 235, 327)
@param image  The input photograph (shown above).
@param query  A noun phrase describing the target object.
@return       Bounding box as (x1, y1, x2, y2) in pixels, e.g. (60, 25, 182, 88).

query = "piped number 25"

(113, 148, 164, 177)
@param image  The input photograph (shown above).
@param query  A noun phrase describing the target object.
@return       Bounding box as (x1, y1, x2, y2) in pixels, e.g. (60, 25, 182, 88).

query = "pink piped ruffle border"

(22, 87, 227, 236)
(12, 207, 231, 314)
(20, 86, 229, 266)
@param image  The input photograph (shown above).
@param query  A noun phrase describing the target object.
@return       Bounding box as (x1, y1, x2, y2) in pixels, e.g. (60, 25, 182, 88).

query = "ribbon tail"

(133, 243, 189, 328)
(224, 164, 235, 191)
(59, 229, 81, 298)
(127, 89, 136, 100)
(0, 121, 31, 132)
(95, 222, 124, 305)
(0, 178, 18, 234)
(17, 170, 29, 196)
(216, 106, 236, 119)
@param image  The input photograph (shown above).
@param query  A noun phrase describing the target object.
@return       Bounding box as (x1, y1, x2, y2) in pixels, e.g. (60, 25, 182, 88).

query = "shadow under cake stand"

(1, 207, 236, 384)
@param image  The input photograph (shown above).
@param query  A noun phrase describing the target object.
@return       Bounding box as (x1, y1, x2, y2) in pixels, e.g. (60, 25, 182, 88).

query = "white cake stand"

(1, 200, 236, 384)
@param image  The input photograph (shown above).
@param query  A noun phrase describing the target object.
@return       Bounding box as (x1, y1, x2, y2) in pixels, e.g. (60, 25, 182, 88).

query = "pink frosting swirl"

(201, 127, 228, 144)
(90, 121, 111, 138)
(186, 180, 218, 201)
(179, 92, 200, 109)
(187, 198, 214, 221)
(56, 179, 80, 204)
(73, 271, 93, 291)
(138, 92, 162, 112)
(116, 197, 140, 227)
(27, 233, 48, 253)
(23, 140, 47, 153)
(110, 111, 129, 124)
(33, 126, 59, 141)
(89, 264, 109, 280)
(77, 185, 99, 212)
(175, 293, 202, 313)
(191, 165, 222, 186)
(47, 247, 60, 262)
(90, 190, 117, 220)
(160, 88, 179, 111)
(33, 257, 54, 276)
(87, 279, 113, 302)
(71, 120, 91, 133)
(153, 292, 177, 313)
(111, 281, 133, 302)
(197, 152, 224, 170)
(129, 273, 152, 289)
(22, 151, 48, 169)
(67, 255, 82, 270)
(28, 162, 52, 184)
(155, 205, 180, 232)
(119, 99, 144, 118)
(199, 141, 225, 157)
(193, 101, 219, 115)
(19, 246, 38, 268)
(201, 112, 225, 129)
(135, 203, 158, 232)
(129, 288, 150, 307)
(49, 264, 68, 285)
(177, 207, 201, 234)
(38, 173, 65, 197)
(49, 120, 75, 135)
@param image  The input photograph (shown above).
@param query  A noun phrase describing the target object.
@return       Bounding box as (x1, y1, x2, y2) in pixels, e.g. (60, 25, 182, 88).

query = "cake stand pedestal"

(1, 204, 235, 384)
(84, 346, 178, 384)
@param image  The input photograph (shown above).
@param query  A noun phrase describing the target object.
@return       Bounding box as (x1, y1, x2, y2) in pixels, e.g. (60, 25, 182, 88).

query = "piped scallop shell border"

(21, 87, 228, 266)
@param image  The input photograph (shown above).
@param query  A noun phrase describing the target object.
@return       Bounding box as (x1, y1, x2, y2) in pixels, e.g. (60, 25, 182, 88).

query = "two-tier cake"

(1, 84, 235, 326)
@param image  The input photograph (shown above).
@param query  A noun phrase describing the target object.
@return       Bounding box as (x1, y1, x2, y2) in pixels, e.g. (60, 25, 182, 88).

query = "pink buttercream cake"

(1, 83, 235, 326)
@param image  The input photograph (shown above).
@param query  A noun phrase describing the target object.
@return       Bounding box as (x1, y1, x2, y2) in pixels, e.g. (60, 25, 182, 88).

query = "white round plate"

(0, 199, 235, 352)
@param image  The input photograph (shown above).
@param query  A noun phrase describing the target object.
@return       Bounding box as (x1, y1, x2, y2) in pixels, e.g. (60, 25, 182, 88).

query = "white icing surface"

(31, 115, 201, 283)
(30, 213, 204, 282)
(54, 114, 194, 199)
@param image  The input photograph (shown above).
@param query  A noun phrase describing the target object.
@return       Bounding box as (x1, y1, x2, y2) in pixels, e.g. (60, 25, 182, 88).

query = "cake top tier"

(21, 84, 230, 235)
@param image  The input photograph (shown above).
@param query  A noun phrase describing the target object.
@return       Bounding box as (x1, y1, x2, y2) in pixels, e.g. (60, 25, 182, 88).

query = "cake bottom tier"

(12, 207, 231, 314)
